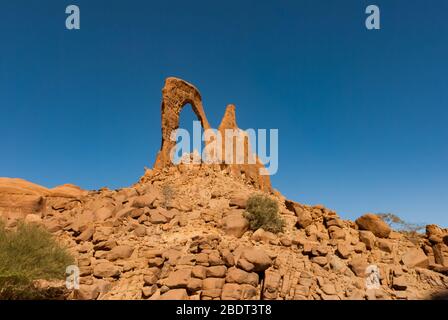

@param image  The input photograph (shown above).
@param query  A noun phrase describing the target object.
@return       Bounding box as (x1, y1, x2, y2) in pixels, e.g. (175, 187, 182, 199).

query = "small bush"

(0, 221, 74, 299)
(244, 194, 285, 234)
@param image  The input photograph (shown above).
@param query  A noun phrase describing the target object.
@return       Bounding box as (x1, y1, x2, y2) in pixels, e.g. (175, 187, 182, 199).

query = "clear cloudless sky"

(1, 0, 447, 227)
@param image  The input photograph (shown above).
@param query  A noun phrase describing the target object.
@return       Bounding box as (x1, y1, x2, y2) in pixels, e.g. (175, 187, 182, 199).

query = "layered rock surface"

(1, 168, 447, 300)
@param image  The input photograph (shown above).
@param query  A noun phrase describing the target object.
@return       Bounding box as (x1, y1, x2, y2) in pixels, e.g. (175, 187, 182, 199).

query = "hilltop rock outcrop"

(1, 78, 448, 301)
(152, 77, 271, 192)
(0, 178, 86, 225)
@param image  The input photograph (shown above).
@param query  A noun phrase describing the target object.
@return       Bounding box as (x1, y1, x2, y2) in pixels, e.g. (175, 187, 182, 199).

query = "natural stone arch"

(154, 77, 211, 169)
(153, 77, 272, 192)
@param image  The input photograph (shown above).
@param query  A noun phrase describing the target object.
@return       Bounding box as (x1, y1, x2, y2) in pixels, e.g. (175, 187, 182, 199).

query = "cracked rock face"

(154, 77, 271, 192)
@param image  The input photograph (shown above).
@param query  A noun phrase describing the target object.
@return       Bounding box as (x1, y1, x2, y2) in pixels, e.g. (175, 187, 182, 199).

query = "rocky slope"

(1, 78, 448, 300)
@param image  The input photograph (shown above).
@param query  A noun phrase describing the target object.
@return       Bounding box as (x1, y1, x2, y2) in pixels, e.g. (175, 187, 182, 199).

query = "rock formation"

(217, 104, 271, 192)
(153, 77, 271, 192)
(0, 178, 86, 225)
(1, 78, 448, 301)
(154, 78, 211, 170)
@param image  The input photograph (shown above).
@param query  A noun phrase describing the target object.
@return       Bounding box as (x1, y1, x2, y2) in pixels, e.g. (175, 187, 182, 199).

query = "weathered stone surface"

(349, 257, 369, 277)
(143, 273, 159, 286)
(163, 269, 192, 288)
(95, 207, 113, 221)
(392, 276, 408, 291)
(402, 248, 429, 269)
(106, 245, 134, 261)
(359, 230, 376, 250)
(132, 193, 157, 209)
(191, 266, 207, 279)
(93, 262, 120, 278)
(221, 283, 242, 300)
(229, 196, 248, 209)
(206, 266, 227, 278)
(240, 248, 272, 272)
(355, 214, 391, 238)
(187, 278, 203, 292)
(376, 239, 394, 253)
(225, 267, 259, 286)
(76, 225, 95, 242)
(295, 210, 313, 229)
(426, 224, 445, 244)
(75, 284, 101, 300)
(149, 210, 169, 224)
(142, 285, 158, 298)
(222, 213, 249, 238)
(251, 228, 276, 243)
(263, 271, 281, 300)
(160, 289, 188, 300)
(202, 278, 225, 290)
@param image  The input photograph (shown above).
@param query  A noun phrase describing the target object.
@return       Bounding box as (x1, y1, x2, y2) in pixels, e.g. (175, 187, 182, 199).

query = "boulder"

(349, 257, 369, 277)
(142, 285, 158, 298)
(93, 262, 120, 278)
(202, 278, 225, 290)
(401, 248, 429, 269)
(95, 207, 113, 221)
(222, 212, 249, 238)
(229, 196, 248, 209)
(336, 243, 352, 259)
(191, 266, 207, 279)
(160, 289, 188, 300)
(392, 276, 408, 291)
(163, 269, 191, 288)
(285, 200, 312, 228)
(76, 225, 95, 242)
(221, 283, 242, 300)
(107, 245, 134, 261)
(132, 194, 157, 208)
(359, 230, 376, 250)
(295, 210, 313, 229)
(356, 214, 391, 238)
(149, 210, 169, 224)
(206, 266, 227, 278)
(240, 248, 272, 272)
(251, 228, 276, 243)
(187, 278, 203, 292)
(376, 239, 394, 253)
(225, 267, 259, 286)
(426, 224, 445, 244)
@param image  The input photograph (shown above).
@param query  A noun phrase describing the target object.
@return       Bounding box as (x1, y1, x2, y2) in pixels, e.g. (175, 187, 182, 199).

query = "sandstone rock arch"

(153, 77, 272, 192)
(154, 77, 211, 169)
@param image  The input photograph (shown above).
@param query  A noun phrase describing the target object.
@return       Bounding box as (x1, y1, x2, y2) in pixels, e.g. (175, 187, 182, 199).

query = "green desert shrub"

(244, 194, 285, 234)
(0, 221, 74, 299)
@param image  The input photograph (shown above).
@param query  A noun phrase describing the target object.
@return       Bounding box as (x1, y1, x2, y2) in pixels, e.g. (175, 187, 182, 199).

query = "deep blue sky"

(1, 1, 447, 227)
